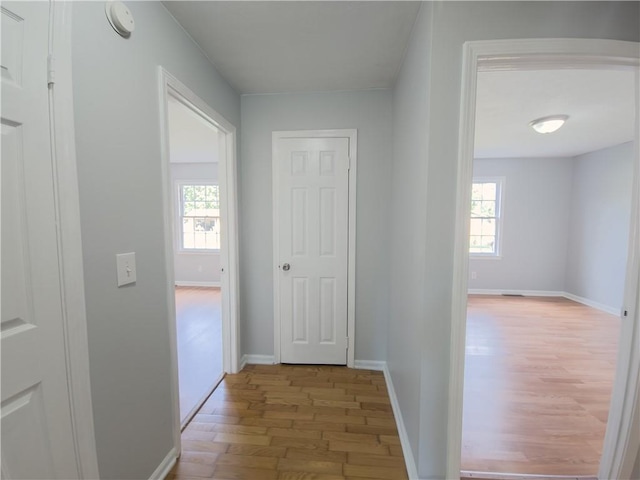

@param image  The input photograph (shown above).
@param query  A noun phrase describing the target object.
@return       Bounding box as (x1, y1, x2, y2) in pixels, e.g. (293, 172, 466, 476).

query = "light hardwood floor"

(169, 364, 408, 480)
(176, 287, 224, 424)
(461, 295, 620, 476)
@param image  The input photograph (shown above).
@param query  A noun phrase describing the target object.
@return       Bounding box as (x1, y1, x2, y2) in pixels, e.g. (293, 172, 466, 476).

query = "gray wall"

(468, 148, 633, 307)
(239, 90, 392, 361)
(468, 157, 573, 292)
(71, 2, 239, 478)
(388, 2, 639, 478)
(566, 142, 634, 310)
(170, 163, 221, 284)
(388, 2, 434, 467)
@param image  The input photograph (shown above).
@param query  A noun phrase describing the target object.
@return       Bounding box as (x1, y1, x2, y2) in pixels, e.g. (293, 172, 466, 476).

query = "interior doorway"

(167, 94, 225, 426)
(159, 68, 240, 450)
(460, 67, 635, 476)
(447, 39, 640, 480)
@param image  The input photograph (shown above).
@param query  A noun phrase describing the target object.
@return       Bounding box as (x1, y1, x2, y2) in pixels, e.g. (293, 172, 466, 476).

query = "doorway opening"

(447, 39, 640, 480)
(159, 68, 240, 450)
(168, 94, 225, 426)
(460, 67, 635, 476)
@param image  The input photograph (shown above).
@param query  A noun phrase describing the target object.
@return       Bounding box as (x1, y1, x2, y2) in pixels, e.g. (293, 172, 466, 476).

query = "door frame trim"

(447, 38, 640, 479)
(158, 67, 241, 453)
(50, 2, 100, 477)
(272, 129, 357, 367)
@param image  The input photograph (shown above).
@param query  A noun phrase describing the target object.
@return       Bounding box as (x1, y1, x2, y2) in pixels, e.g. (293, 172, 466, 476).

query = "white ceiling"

(474, 68, 636, 159)
(163, 2, 636, 159)
(168, 95, 219, 163)
(162, 1, 421, 94)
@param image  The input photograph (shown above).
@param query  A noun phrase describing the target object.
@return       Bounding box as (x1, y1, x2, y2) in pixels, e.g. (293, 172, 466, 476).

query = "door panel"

(1, 2, 80, 478)
(319, 278, 336, 343)
(292, 277, 309, 343)
(1, 6, 24, 87)
(319, 188, 336, 256)
(1, 385, 56, 479)
(1, 122, 33, 334)
(291, 188, 308, 256)
(276, 137, 349, 364)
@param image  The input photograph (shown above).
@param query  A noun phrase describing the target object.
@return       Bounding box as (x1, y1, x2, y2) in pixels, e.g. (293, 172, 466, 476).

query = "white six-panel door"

(275, 137, 350, 364)
(1, 2, 81, 478)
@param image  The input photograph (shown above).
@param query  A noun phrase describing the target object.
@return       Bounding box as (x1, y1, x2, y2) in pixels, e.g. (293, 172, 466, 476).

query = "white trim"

(175, 281, 221, 288)
(272, 129, 357, 368)
(467, 289, 563, 297)
(459, 473, 594, 480)
(472, 38, 640, 72)
(240, 354, 276, 370)
(353, 361, 420, 479)
(563, 292, 620, 316)
(353, 360, 385, 371)
(158, 67, 241, 458)
(382, 363, 420, 480)
(148, 448, 178, 480)
(468, 289, 620, 315)
(50, 3, 100, 478)
(158, 68, 182, 458)
(448, 38, 640, 480)
(272, 134, 281, 366)
(600, 62, 640, 480)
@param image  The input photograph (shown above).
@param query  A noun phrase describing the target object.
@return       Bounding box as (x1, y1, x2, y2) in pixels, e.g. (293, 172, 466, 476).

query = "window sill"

(469, 254, 502, 260)
(177, 249, 221, 255)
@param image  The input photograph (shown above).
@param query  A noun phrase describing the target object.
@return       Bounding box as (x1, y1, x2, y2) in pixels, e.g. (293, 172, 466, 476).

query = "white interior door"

(275, 136, 350, 364)
(1, 2, 81, 478)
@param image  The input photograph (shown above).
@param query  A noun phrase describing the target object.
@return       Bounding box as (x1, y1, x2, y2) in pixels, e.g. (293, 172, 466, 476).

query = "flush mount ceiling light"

(529, 115, 569, 134)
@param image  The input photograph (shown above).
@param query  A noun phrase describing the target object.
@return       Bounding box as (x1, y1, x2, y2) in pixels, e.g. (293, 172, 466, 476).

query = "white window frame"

(469, 176, 504, 259)
(175, 180, 221, 254)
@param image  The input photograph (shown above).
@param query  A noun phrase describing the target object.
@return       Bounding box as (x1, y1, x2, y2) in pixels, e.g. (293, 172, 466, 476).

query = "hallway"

(170, 364, 408, 480)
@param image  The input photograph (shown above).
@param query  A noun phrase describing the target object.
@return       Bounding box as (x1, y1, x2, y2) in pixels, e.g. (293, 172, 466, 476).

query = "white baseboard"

(468, 289, 564, 297)
(381, 363, 420, 480)
(563, 292, 620, 316)
(353, 360, 385, 371)
(175, 281, 220, 288)
(148, 447, 177, 480)
(240, 354, 275, 370)
(467, 289, 620, 316)
(354, 360, 419, 480)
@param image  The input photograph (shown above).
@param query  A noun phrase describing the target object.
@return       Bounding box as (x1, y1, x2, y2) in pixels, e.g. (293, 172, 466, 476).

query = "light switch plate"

(116, 252, 136, 287)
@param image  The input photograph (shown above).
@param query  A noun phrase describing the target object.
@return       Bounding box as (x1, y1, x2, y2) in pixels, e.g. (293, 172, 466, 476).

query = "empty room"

(461, 68, 636, 476)
(1, 2, 638, 480)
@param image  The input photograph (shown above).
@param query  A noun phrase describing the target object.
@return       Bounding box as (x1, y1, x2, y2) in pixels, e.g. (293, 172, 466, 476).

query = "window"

(470, 179, 502, 256)
(179, 184, 220, 251)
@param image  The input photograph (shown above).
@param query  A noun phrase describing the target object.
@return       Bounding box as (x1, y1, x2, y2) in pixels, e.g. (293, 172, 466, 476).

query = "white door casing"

(273, 132, 355, 365)
(448, 39, 640, 479)
(158, 67, 241, 459)
(1, 2, 90, 478)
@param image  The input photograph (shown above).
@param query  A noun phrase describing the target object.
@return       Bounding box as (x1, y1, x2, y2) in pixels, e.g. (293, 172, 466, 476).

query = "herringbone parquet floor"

(168, 364, 408, 480)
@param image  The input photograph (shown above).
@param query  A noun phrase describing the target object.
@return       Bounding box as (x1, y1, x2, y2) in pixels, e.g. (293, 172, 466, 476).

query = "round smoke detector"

(105, 2, 135, 38)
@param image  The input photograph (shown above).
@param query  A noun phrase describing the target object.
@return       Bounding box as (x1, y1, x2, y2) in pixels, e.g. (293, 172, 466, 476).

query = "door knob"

(282, 263, 291, 271)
